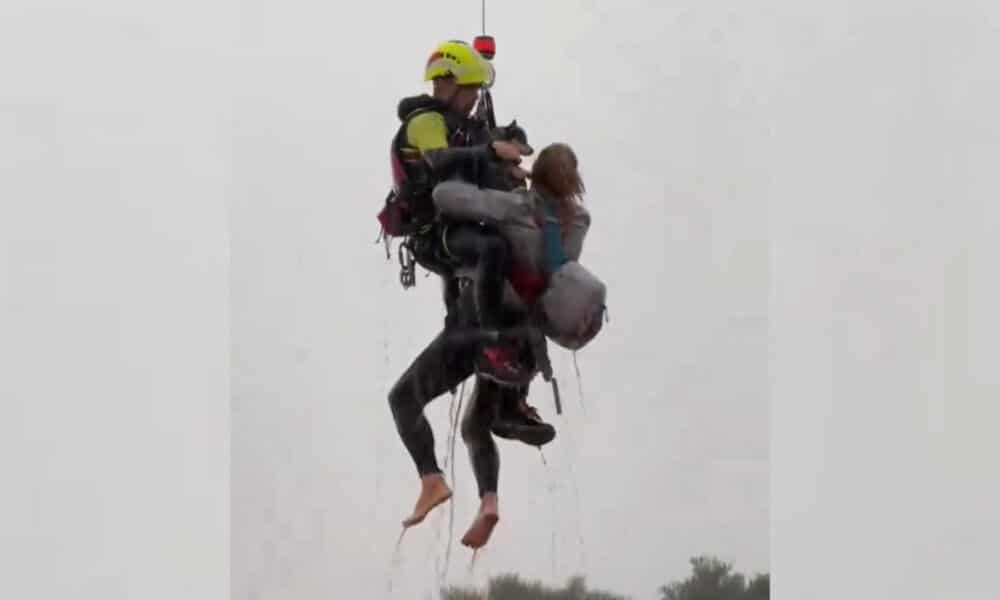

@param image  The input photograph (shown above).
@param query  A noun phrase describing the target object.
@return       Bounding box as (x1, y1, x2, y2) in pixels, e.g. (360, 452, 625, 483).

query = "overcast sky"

(4, 1, 999, 599)
(3, 1, 233, 598)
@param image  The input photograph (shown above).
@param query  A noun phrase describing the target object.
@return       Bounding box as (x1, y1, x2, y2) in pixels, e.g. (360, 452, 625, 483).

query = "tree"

(744, 573, 769, 600)
(442, 573, 629, 600)
(440, 555, 769, 600)
(658, 556, 768, 600)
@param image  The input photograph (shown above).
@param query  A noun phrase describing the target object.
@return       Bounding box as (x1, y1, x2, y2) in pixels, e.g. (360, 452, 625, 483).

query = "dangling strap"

(375, 224, 391, 259)
(550, 377, 562, 415)
(572, 350, 586, 412)
(520, 324, 560, 415)
(524, 325, 552, 382)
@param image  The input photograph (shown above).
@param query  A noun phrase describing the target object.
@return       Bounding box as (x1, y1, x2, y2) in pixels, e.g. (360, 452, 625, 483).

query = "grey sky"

(769, 2, 1000, 598)
(5, 1, 999, 599)
(2, 2, 232, 599)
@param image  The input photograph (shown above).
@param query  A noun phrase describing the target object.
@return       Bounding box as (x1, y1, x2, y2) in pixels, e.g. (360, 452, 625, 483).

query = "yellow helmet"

(424, 40, 494, 87)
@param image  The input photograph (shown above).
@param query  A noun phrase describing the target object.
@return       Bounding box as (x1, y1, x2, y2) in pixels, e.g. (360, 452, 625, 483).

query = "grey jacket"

(433, 180, 606, 350)
(432, 179, 591, 275)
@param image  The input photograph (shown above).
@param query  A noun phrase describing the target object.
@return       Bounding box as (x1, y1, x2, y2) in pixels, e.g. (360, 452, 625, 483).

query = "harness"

(378, 101, 490, 289)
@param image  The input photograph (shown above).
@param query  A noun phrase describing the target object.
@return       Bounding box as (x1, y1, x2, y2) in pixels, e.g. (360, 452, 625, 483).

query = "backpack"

(377, 96, 480, 240)
(378, 96, 485, 289)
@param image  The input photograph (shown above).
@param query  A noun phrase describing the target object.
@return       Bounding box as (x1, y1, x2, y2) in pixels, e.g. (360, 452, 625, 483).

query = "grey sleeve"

(561, 204, 592, 261)
(431, 179, 525, 225)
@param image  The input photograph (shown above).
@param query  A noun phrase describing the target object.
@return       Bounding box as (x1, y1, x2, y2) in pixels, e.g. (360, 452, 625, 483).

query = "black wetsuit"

(460, 378, 527, 497)
(388, 96, 543, 486)
(388, 273, 543, 483)
(389, 332, 535, 496)
(388, 325, 491, 477)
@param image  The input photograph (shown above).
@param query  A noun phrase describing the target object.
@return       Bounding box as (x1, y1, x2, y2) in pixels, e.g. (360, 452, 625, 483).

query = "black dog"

(491, 119, 534, 156)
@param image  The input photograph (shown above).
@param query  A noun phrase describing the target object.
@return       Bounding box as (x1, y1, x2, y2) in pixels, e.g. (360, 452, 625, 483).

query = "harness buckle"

(398, 240, 417, 289)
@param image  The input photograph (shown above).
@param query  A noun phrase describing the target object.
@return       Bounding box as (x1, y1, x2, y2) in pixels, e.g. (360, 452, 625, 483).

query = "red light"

(474, 35, 496, 60)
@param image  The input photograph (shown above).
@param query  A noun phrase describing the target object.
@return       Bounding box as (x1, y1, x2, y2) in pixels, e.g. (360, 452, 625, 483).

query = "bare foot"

(461, 493, 500, 549)
(402, 473, 452, 528)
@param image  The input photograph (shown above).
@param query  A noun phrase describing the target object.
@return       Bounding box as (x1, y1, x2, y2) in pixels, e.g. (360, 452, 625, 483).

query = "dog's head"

(492, 119, 534, 156)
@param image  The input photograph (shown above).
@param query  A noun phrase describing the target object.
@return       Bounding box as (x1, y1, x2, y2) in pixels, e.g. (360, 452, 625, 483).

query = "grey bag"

(539, 261, 607, 350)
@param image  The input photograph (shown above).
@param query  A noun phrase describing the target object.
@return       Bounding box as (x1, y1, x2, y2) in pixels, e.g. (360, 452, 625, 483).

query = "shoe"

(491, 398, 556, 447)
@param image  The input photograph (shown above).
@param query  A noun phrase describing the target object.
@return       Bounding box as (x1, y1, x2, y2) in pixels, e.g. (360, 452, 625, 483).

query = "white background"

(2, 1, 233, 598)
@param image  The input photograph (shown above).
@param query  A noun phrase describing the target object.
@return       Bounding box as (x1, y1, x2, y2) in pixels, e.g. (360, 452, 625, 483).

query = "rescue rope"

(572, 350, 585, 413)
(442, 380, 466, 578)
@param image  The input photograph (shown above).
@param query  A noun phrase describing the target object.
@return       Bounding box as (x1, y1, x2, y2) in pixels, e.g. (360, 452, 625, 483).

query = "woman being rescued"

(431, 141, 607, 549)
